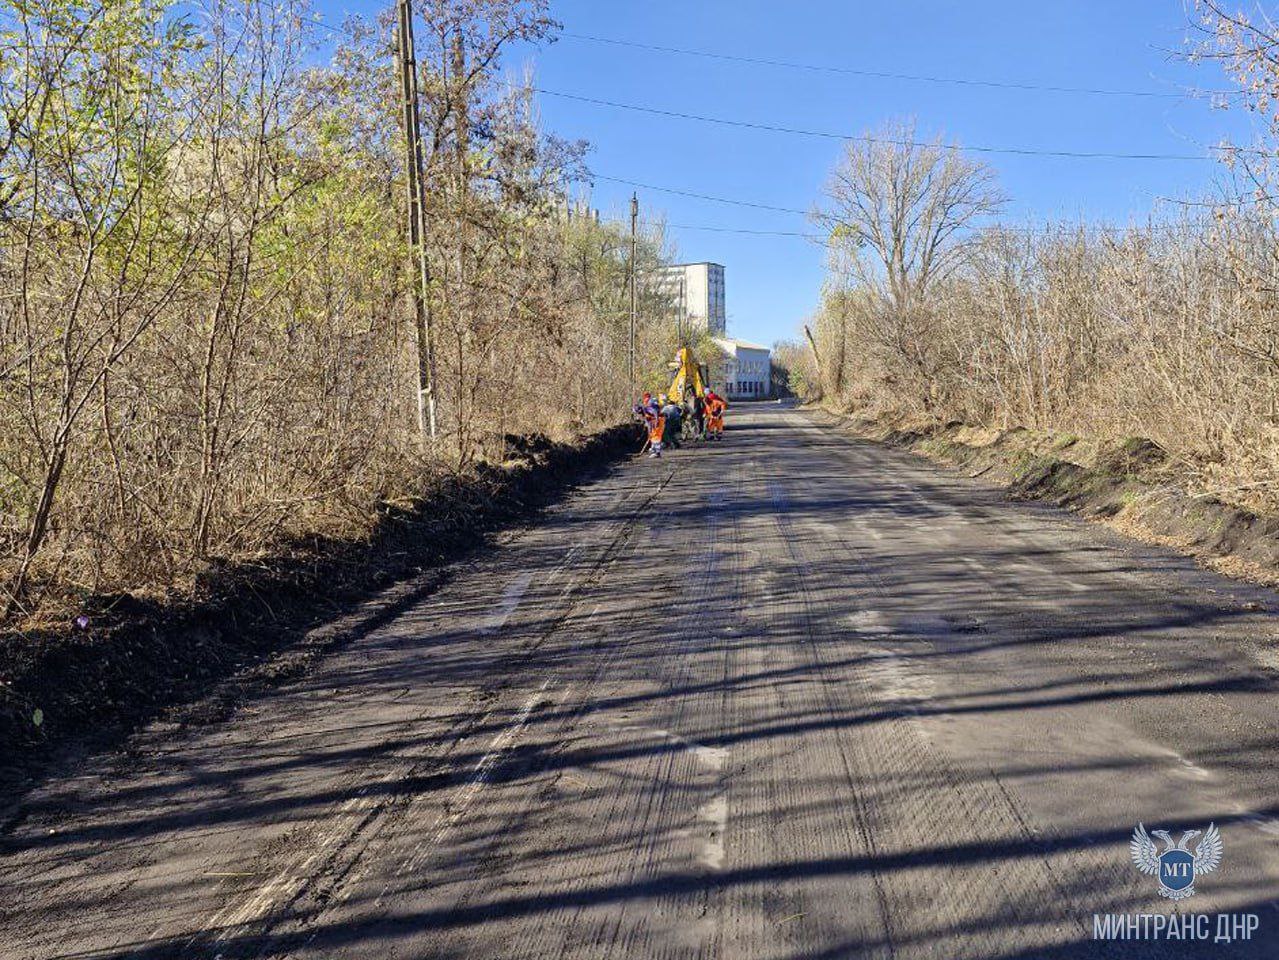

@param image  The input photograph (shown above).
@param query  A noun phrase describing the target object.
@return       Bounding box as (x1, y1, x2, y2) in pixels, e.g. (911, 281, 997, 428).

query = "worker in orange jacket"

(645, 408, 666, 457)
(704, 387, 727, 441)
(634, 392, 665, 458)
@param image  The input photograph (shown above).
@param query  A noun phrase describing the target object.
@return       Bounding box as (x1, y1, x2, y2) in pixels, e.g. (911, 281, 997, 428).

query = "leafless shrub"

(815, 204, 1279, 508)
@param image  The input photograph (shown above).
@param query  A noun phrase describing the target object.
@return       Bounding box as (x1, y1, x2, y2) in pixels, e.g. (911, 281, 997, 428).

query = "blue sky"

(322, 1, 1255, 347)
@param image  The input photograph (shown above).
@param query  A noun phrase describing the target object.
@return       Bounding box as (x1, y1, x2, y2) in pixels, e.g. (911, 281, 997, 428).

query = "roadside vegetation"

(0, 0, 673, 627)
(807, 3, 1279, 515)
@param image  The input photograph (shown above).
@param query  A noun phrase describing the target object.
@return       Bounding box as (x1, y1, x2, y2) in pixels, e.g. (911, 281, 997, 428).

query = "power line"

(536, 87, 1244, 162)
(309, 19, 1233, 102)
(645, 220, 824, 239)
(619, 210, 1214, 243)
(305, 19, 1247, 162)
(309, 17, 347, 36)
(591, 172, 1241, 238)
(290, 23, 1260, 230)
(589, 174, 811, 216)
(1154, 194, 1273, 208)
(561, 32, 1236, 101)
(665, 222, 820, 238)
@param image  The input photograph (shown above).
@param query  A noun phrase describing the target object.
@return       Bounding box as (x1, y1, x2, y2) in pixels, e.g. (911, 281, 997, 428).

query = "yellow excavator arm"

(668, 347, 708, 403)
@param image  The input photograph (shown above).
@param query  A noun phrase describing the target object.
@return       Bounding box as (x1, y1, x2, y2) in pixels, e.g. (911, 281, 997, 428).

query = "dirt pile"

(0, 424, 641, 793)
(818, 408, 1279, 585)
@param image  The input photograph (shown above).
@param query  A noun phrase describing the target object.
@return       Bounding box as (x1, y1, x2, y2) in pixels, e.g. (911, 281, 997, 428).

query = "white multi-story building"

(654, 262, 726, 336)
(653, 260, 771, 398)
(713, 337, 771, 400)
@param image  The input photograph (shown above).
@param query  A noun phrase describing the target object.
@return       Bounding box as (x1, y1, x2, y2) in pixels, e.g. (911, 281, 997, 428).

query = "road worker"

(659, 394, 682, 449)
(688, 391, 706, 440)
(632, 392, 665, 457)
(704, 387, 727, 441)
(644, 406, 665, 458)
(633, 391, 659, 419)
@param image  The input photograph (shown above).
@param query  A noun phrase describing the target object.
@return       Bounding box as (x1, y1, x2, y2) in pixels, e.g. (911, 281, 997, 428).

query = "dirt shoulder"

(811, 406, 1279, 588)
(0, 425, 641, 800)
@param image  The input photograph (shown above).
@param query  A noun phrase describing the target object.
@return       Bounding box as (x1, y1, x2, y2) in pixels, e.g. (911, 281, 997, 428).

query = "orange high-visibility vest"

(707, 398, 725, 430)
(647, 415, 665, 444)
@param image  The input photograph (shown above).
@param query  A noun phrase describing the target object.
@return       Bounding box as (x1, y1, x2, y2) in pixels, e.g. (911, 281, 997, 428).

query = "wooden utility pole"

(629, 192, 638, 391)
(451, 25, 469, 463)
(396, 0, 437, 441)
(804, 323, 826, 398)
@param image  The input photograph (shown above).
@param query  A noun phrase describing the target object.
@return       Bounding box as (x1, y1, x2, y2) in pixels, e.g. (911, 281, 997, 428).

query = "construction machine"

(667, 347, 710, 407)
(666, 347, 712, 440)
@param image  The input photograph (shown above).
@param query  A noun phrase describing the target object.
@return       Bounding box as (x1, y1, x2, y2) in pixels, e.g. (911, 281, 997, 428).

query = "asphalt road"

(5, 403, 1279, 959)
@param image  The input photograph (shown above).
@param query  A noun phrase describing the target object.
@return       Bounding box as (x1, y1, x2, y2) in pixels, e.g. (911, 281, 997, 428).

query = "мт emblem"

(1130, 822, 1223, 901)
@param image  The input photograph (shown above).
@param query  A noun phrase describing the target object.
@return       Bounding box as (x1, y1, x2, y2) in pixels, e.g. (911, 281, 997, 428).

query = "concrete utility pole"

(629, 192, 638, 392)
(395, 0, 437, 442)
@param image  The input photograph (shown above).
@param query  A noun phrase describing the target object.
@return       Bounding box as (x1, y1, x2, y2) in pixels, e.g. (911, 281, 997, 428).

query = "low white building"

(713, 337, 771, 400)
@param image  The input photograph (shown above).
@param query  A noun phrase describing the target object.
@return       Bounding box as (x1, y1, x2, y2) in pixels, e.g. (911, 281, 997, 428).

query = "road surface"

(5, 403, 1279, 959)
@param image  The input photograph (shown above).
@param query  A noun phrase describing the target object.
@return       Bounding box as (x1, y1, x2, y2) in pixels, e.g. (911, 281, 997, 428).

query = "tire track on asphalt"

(175, 468, 680, 958)
(493, 462, 744, 960)
(792, 408, 1279, 889)
(778, 408, 1208, 958)
(767, 464, 1093, 958)
(391, 448, 746, 960)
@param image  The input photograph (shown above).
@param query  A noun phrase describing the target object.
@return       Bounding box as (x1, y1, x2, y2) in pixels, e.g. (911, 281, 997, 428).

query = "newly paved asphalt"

(5, 403, 1279, 958)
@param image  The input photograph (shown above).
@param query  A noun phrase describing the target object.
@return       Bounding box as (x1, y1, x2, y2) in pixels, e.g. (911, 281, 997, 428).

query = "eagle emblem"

(1130, 822, 1223, 901)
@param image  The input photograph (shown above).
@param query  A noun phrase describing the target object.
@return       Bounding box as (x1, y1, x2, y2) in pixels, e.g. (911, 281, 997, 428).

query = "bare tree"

(799, 29, 1279, 514)
(816, 120, 1004, 409)
(1192, 2, 1279, 201)
(1190, 2, 1279, 384)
